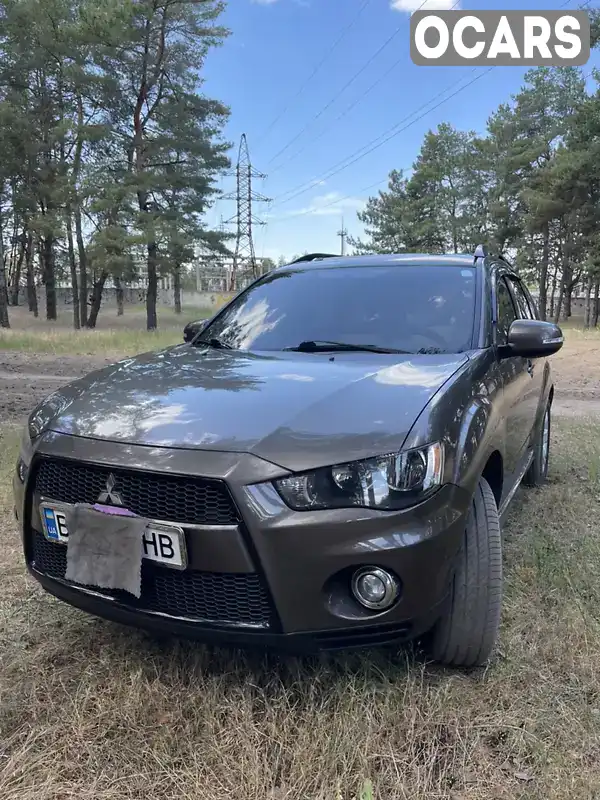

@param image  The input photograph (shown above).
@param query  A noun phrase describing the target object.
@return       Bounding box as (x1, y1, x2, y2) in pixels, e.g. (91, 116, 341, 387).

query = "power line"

(257, 0, 375, 144)
(269, 0, 594, 210)
(268, 174, 406, 226)
(269, 61, 598, 228)
(268, 0, 462, 175)
(270, 67, 485, 209)
(265, 0, 435, 168)
(268, 52, 422, 176)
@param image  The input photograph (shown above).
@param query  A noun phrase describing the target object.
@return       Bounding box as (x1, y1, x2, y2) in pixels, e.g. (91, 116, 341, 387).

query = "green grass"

(1, 418, 600, 798)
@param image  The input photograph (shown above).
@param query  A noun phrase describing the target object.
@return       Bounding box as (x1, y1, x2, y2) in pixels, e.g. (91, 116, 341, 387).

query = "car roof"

(280, 253, 479, 270)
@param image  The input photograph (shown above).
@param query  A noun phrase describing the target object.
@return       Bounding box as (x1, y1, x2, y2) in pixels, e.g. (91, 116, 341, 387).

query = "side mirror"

(183, 319, 208, 343)
(503, 319, 564, 359)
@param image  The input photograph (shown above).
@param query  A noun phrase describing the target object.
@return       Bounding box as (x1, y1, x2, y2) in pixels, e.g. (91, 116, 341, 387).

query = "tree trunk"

(549, 256, 560, 319)
(584, 275, 593, 329)
(42, 234, 57, 320)
(65, 206, 80, 330)
(174, 264, 181, 314)
(451, 197, 458, 254)
(0, 232, 9, 329)
(74, 208, 88, 327)
(7, 186, 19, 304)
(26, 232, 38, 317)
(146, 242, 158, 330)
(131, 5, 167, 333)
(554, 271, 566, 324)
(72, 93, 88, 327)
(0, 261, 8, 310)
(563, 273, 573, 321)
(0, 274, 9, 328)
(0, 199, 9, 327)
(593, 281, 600, 328)
(538, 223, 550, 321)
(554, 235, 572, 325)
(10, 231, 25, 306)
(87, 271, 108, 328)
(115, 275, 124, 316)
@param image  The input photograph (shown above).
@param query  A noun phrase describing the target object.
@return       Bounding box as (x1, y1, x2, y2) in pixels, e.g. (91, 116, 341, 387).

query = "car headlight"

(28, 397, 53, 440)
(274, 442, 445, 511)
(27, 389, 70, 441)
(16, 398, 56, 483)
(16, 423, 35, 483)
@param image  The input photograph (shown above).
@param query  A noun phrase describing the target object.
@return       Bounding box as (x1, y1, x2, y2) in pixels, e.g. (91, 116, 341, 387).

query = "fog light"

(351, 567, 399, 611)
(16, 458, 28, 483)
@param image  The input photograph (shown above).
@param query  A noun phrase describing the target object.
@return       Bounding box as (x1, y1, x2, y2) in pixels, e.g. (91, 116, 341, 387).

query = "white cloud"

(284, 191, 365, 218)
(391, 0, 460, 12)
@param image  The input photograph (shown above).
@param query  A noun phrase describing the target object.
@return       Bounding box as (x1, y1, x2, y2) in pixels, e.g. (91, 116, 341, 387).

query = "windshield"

(197, 265, 477, 354)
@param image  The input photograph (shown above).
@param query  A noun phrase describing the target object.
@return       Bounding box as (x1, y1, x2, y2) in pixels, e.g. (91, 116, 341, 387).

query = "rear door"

(495, 274, 533, 478)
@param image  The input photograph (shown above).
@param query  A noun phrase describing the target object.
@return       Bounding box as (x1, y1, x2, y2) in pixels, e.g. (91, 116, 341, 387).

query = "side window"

(496, 277, 518, 345)
(522, 282, 540, 320)
(507, 277, 534, 320)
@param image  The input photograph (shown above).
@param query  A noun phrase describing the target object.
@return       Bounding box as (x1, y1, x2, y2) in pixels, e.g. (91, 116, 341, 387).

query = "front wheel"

(427, 477, 503, 668)
(523, 403, 551, 487)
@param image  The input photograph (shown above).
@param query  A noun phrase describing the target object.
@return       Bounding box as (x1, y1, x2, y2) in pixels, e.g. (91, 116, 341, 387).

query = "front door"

(505, 275, 545, 453)
(495, 276, 534, 479)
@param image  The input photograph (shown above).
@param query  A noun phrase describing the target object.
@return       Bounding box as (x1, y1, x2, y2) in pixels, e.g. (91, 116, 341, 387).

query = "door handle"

(526, 359, 534, 377)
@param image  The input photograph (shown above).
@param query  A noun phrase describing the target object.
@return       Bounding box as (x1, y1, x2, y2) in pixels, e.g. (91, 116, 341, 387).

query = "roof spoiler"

(289, 253, 338, 264)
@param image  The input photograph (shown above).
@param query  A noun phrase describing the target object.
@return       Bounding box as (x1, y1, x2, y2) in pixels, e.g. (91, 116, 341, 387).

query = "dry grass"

(0, 327, 182, 357)
(1, 325, 600, 798)
(0, 305, 208, 357)
(1, 417, 600, 798)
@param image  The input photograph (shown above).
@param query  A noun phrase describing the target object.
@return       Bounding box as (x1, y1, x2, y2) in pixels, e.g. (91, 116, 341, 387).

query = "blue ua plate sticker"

(42, 507, 69, 543)
(43, 507, 60, 540)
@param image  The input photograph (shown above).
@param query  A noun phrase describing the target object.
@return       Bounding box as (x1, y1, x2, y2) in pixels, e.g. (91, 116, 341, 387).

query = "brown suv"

(14, 248, 563, 667)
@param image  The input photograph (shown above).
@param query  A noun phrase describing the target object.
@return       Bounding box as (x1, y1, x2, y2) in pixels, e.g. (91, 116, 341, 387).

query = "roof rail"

(474, 244, 488, 260)
(289, 253, 338, 264)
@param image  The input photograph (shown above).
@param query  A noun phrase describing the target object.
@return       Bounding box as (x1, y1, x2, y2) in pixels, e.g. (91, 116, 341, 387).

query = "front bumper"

(15, 432, 469, 652)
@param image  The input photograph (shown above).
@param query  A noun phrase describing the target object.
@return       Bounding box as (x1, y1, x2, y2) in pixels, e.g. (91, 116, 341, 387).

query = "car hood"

(38, 345, 469, 472)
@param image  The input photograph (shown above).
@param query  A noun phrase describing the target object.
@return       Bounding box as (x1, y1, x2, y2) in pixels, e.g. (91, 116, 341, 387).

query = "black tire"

(428, 477, 503, 668)
(523, 402, 551, 487)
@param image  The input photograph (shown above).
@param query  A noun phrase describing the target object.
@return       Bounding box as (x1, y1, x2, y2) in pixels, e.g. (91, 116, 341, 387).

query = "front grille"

(34, 458, 239, 526)
(31, 531, 272, 628)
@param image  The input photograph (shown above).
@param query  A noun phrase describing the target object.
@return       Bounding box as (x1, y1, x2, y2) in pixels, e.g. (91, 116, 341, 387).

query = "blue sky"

(202, 0, 600, 262)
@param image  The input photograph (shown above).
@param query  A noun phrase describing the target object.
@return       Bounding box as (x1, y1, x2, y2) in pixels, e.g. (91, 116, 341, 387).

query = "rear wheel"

(428, 477, 502, 668)
(523, 403, 551, 487)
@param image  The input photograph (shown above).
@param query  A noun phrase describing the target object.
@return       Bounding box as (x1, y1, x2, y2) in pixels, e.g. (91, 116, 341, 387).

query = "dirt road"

(0, 352, 114, 424)
(1, 337, 598, 426)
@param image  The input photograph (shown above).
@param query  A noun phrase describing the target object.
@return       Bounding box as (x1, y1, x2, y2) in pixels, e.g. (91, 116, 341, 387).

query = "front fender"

(535, 360, 553, 423)
(452, 397, 496, 490)
(402, 350, 505, 497)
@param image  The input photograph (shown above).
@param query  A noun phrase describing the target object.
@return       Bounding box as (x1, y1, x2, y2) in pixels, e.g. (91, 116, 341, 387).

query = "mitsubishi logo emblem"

(97, 474, 124, 506)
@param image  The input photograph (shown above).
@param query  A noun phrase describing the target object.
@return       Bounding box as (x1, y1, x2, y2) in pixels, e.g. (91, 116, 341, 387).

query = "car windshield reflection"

(197, 264, 477, 355)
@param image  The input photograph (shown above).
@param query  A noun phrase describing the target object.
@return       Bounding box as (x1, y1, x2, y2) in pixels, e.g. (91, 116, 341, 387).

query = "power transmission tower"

(337, 217, 348, 256)
(223, 134, 270, 291)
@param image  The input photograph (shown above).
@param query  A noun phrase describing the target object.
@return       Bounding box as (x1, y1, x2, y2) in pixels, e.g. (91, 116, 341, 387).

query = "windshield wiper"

(416, 347, 447, 354)
(284, 340, 408, 354)
(195, 337, 233, 350)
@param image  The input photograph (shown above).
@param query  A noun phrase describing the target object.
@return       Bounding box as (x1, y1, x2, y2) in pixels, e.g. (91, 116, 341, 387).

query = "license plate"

(40, 505, 187, 569)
